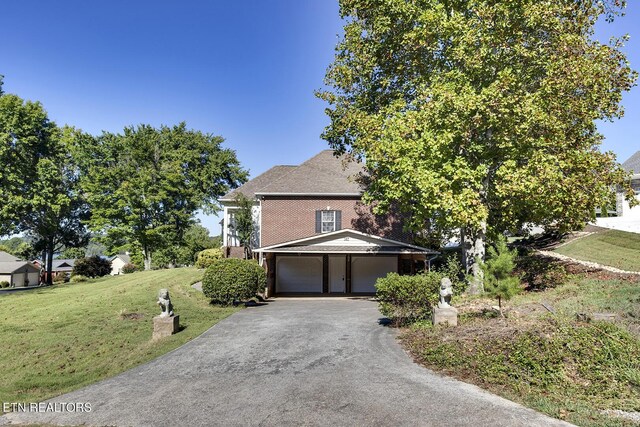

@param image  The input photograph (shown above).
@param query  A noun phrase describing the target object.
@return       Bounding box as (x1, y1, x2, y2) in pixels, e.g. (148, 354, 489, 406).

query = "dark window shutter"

(315, 210, 322, 233)
(335, 210, 342, 230)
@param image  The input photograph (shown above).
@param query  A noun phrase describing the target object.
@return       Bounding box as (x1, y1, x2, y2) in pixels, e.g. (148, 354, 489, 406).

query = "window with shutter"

(316, 210, 342, 233)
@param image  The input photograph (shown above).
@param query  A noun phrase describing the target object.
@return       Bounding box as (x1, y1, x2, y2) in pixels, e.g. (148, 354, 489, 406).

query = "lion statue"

(157, 289, 174, 318)
(438, 277, 453, 308)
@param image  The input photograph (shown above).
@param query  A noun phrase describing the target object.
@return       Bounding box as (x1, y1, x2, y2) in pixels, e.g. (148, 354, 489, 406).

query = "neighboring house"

(596, 150, 640, 233)
(220, 150, 437, 296)
(32, 258, 77, 282)
(110, 254, 131, 275)
(0, 251, 40, 287)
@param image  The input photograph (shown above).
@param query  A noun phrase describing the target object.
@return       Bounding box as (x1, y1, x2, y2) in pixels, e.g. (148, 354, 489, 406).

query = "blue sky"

(1, 1, 638, 235)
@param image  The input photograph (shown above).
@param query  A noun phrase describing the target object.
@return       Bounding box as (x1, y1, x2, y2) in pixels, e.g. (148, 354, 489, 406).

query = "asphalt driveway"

(2, 298, 571, 426)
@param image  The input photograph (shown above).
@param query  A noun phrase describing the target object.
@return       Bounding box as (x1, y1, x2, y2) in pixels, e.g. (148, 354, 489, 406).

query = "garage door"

(351, 256, 397, 293)
(276, 256, 323, 293)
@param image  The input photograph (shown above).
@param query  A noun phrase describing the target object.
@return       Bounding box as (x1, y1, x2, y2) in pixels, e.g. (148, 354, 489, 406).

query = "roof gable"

(256, 150, 365, 195)
(622, 150, 640, 175)
(52, 259, 76, 269)
(111, 254, 131, 264)
(256, 229, 437, 254)
(221, 165, 296, 201)
(0, 261, 39, 274)
(221, 151, 366, 201)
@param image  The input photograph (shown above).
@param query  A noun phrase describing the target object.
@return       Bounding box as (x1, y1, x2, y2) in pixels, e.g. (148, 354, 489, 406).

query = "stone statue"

(157, 289, 174, 318)
(438, 277, 453, 308)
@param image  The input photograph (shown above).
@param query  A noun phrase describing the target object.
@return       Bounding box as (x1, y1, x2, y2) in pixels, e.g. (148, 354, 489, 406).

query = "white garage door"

(351, 256, 397, 293)
(276, 256, 323, 293)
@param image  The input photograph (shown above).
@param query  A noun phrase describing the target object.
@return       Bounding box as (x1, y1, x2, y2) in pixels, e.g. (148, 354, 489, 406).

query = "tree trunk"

(46, 241, 54, 286)
(461, 224, 486, 295)
(142, 245, 152, 271)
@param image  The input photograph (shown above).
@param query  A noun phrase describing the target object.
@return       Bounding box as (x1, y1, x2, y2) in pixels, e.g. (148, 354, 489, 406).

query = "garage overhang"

(254, 229, 438, 255)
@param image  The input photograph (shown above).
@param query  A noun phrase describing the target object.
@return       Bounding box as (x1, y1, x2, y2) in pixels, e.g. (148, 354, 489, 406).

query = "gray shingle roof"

(0, 261, 39, 274)
(221, 165, 297, 201)
(0, 251, 20, 262)
(111, 253, 131, 264)
(222, 150, 365, 200)
(52, 259, 76, 270)
(622, 151, 640, 175)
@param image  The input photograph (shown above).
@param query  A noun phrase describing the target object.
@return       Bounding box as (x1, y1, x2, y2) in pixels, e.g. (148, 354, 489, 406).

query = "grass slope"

(402, 271, 640, 427)
(0, 268, 238, 403)
(554, 229, 640, 271)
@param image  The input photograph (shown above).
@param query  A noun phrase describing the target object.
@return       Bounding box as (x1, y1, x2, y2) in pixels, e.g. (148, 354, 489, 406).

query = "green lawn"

(0, 268, 239, 403)
(554, 229, 640, 271)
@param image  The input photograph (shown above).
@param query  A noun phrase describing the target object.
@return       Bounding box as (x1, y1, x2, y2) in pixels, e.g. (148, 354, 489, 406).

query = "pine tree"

(481, 237, 520, 315)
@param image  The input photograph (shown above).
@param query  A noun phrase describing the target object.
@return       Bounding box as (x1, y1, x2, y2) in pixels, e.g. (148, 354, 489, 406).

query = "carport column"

(322, 255, 329, 294)
(346, 255, 352, 293)
(267, 254, 276, 297)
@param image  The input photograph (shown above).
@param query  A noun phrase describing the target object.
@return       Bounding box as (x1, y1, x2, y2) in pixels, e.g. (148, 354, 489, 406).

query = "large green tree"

(74, 123, 246, 270)
(0, 82, 89, 283)
(318, 0, 637, 292)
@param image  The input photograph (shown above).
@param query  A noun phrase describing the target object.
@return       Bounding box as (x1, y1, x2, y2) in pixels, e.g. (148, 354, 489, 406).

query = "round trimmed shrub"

(195, 248, 224, 269)
(202, 258, 266, 305)
(121, 263, 138, 274)
(70, 275, 88, 283)
(375, 271, 443, 325)
(0, 281, 10, 288)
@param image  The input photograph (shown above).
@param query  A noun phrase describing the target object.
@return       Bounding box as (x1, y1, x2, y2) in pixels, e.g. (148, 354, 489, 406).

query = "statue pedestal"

(153, 315, 180, 340)
(433, 306, 458, 327)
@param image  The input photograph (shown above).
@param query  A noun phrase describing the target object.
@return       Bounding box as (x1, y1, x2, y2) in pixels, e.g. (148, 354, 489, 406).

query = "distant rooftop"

(221, 150, 365, 200)
(622, 150, 640, 176)
(0, 251, 21, 263)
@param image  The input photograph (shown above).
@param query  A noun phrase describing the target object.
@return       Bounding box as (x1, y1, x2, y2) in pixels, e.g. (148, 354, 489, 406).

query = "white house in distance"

(596, 150, 640, 233)
(0, 251, 40, 288)
(110, 253, 131, 275)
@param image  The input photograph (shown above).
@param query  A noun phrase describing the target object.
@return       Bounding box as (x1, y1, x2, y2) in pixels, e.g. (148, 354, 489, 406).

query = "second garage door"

(351, 256, 397, 293)
(276, 256, 323, 293)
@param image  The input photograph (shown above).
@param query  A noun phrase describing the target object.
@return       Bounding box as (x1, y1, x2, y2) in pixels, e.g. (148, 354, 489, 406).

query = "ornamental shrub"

(195, 248, 224, 269)
(202, 258, 266, 305)
(121, 263, 138, 274)
(69, 274, 88, 283)
(53, 272, 68, 283)
(375, 271, 443, 325)
(72, 256, 111, 278)
(0, 281, 10, 288)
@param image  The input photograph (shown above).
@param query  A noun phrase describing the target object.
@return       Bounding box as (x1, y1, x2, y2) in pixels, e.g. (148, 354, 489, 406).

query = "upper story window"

(322, 211, 335, 232)
(316, 210, 342, 233)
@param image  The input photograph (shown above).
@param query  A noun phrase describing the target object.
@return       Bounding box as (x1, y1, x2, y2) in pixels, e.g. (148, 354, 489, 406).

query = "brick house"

(220, 150, 437, 296)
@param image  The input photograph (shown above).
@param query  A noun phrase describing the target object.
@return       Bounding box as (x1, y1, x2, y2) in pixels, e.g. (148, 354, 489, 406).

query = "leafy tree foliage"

(230, 193, 256, 259)
(154, 223, 218, 267)
(72, 123, 247, 270)
(72, 256, 111, 278)
(0, 237, 37, 260)
(59, 247, 86, 260)
(318, 0, 637, 292)
(0, 82, 89, 283)
(481, 237, 520, 314)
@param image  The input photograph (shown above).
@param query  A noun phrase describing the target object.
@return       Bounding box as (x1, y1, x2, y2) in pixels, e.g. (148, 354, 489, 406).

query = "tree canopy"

(73, 123, 247, 269)
(0, 83, 89, 282)
(318, 0, 637, 291)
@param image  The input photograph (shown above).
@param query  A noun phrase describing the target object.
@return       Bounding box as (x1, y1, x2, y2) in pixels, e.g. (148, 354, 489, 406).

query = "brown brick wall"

(260, 196, 412, 246)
